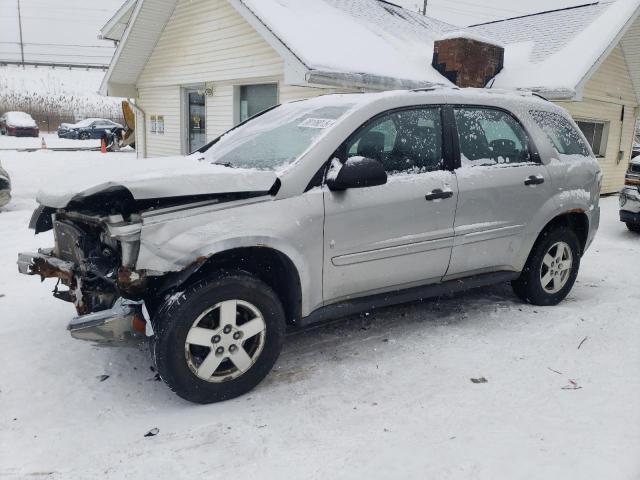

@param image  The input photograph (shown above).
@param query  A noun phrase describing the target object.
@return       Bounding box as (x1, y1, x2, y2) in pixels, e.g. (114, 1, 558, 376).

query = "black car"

(58, 118, 124, 140)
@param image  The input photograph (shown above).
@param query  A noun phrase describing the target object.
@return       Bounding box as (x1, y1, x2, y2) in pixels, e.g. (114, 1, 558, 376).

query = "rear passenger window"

(530, 110, 590, 156)
(346, 108, 443, 175)
(454, 108, 532, 167)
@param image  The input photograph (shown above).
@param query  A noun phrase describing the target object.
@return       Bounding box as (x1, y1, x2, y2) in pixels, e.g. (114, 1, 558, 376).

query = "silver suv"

(18, 89, 602, 403)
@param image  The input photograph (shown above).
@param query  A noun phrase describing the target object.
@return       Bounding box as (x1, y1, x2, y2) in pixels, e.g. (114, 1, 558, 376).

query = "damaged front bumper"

(18, 250, 150, 345)
(18, 250, 75, 279)
(68, 298, 148, 346)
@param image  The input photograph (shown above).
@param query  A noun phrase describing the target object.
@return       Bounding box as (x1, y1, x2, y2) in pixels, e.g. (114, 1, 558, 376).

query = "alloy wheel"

(539, 241, 573, 294)
(184, 300, 266, 383)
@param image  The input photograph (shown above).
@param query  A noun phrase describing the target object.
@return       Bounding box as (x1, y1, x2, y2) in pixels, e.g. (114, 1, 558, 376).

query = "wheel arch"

(538, 210, 589, 254)
(155, 246, 303, 326)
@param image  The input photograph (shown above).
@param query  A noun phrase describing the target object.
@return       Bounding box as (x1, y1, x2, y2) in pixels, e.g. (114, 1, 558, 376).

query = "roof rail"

(410, 85, 458, 93)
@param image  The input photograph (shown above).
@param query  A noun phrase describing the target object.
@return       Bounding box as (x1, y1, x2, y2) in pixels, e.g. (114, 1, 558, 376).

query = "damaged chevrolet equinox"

(18, 89, 602, 403)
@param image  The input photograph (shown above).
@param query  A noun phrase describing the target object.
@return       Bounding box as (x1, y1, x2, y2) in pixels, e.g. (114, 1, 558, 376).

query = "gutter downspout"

(127, 98, 146, 159)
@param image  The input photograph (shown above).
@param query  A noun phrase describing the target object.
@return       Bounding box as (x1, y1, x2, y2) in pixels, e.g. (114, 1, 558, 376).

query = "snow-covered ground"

(0, 133, 101, 150)
(0, 146, 638, 479)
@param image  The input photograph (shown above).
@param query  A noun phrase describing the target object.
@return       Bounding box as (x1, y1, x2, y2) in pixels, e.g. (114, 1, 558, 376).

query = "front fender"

(136, 191, 325, 315)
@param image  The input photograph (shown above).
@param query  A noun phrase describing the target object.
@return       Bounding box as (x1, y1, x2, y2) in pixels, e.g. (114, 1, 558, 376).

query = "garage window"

(576, 120, 608, 157)
(237, 84, 278, 124)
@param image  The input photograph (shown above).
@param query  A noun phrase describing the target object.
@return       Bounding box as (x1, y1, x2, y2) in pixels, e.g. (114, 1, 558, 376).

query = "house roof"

(100, 0, 640, 102)
(239, 0, 453, 85)
(100, 0, 137, 42)
(465, 0, 640, 100)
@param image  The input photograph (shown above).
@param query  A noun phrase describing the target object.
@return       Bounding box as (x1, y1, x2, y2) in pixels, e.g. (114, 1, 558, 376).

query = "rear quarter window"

(529, 110, 591, 156)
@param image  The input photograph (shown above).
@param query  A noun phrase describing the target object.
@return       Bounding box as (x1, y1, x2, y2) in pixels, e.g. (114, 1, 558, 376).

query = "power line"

(0, 41, 114, 49)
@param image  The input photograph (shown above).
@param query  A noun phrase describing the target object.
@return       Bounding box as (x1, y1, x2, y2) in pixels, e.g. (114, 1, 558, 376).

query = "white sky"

(0, 0, 123, 65)
(395, 0, 598, 25)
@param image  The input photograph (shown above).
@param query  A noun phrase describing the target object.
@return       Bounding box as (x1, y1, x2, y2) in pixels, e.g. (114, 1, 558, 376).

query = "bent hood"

(37, 155, 278, 209)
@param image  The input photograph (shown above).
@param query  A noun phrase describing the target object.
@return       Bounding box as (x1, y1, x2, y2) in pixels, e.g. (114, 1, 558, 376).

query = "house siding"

(134, 0, 347, 157)
(557, 45, 638, 194)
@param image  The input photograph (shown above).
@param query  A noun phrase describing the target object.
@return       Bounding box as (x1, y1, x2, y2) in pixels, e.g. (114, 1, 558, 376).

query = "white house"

(100, 0, 640, 193)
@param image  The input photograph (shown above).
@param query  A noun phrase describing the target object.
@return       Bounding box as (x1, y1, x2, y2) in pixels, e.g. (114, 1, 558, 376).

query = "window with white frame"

(576, 120, 608, 157)
(237, 84, 278, 124)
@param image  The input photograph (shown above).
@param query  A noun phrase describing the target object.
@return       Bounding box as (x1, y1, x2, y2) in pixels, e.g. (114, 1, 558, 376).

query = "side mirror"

(326, 156, 387, 191)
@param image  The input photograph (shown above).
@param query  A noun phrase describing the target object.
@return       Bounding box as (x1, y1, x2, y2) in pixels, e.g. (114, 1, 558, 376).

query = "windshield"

(201, 100, 356, 170)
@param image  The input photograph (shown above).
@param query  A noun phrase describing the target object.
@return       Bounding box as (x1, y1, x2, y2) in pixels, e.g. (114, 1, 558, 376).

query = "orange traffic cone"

(101, 137, 107, 154)
(41, 137, 47, 149)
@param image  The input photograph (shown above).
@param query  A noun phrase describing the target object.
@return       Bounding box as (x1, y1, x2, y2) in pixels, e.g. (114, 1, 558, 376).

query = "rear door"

(446, 106, 553, 278)
(322, 106, 458, 303)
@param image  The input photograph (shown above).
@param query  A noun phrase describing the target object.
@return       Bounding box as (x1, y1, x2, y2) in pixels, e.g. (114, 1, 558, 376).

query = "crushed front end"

(17, 208, 150, 345)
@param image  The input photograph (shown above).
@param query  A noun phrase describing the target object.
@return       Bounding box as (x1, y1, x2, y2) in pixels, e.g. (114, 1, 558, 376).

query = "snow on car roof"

(239, 0, 454, 85)
(3, 111, 37, 127)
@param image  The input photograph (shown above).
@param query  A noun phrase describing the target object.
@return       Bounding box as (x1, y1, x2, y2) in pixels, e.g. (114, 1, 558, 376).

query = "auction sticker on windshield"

(298, 118, 337, 129)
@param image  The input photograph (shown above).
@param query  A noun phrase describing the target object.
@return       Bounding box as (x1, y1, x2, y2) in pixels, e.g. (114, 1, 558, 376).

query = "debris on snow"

(561, 379, 582, 390)
(96, 375, 110, 382)
(547, 367, 563, 375)
(577, 336, 589, 350)
(470, 377, 488, 384)
(144, 428, 159, 438)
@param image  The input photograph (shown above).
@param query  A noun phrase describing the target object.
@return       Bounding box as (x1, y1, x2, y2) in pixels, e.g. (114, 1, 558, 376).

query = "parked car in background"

(620, 158, 640, 232)
(18, 89, 602, 404)
(0, 111, 39, 137)
(57, 118, 124, 140)
(0, 162, 11, 208)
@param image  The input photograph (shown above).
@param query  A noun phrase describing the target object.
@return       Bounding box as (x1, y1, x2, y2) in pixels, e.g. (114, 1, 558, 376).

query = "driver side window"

(345, 108, 443, 175)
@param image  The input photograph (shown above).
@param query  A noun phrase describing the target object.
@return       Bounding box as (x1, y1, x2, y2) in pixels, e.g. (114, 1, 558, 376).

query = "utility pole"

(17, 0, 25, 66)
(422, 0, 428, 15)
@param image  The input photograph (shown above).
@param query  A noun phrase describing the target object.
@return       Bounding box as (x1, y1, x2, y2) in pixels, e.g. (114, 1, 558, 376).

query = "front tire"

(512, 227, 581, 306)
(152, 272, 285, 404)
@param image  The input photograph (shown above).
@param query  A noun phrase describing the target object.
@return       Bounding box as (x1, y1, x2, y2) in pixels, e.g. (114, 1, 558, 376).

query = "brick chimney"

(432, 36, 504, 88)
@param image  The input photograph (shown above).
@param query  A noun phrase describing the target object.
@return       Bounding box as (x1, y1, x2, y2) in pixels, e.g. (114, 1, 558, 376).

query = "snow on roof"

(101, 0, 640, 101)
(3, 111, 37, 128)
(437, 30, 504, 48)
(466, 0, 640, 98)
(239, 0, 453, 85)
(101, 0, 137, 42)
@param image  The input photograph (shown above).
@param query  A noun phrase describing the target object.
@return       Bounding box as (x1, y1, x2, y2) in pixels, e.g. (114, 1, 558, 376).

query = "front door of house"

(187, 90, 206, 153)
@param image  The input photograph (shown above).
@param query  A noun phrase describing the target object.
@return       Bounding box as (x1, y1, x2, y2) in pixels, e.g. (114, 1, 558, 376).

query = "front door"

(446, 106, 553, 277)
(322, 107, 458, 303)
(187, 91, 206, 153)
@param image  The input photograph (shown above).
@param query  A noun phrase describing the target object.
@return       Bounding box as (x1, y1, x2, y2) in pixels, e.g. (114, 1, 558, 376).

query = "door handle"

(524, 175, 545, 186)
(425, 188, 454, 201)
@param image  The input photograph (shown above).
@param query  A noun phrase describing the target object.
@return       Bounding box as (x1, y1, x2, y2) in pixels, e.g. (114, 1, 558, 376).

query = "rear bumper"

(8, 128, 39, 137)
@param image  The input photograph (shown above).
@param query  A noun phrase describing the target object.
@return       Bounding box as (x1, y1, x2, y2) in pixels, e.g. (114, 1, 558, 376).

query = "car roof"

(292, 87, 558, 115)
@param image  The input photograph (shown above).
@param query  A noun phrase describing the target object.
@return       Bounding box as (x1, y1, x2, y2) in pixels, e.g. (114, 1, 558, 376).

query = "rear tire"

(152, 271, 285, 404)
(512, 227, 581, 306)
(626, 222, 640, 233)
